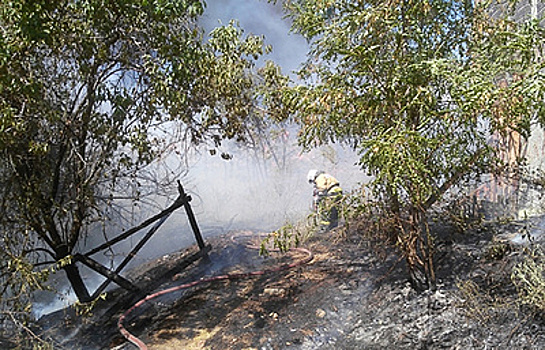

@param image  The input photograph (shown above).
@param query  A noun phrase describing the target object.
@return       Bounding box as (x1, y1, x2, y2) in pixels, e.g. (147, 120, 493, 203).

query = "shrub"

(512, 247, 545, 312)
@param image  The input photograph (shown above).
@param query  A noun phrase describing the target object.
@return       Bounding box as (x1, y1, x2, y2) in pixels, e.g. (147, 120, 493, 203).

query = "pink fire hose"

(118, 235, 314, 350)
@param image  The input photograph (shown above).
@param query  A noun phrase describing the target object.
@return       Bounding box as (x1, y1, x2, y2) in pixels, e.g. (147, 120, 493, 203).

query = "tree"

(273, 0, 545, 290)
(0, 0, 284, 336)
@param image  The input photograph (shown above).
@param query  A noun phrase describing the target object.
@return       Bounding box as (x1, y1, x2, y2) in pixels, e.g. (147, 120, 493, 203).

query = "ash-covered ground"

(37, 219, 545, 350)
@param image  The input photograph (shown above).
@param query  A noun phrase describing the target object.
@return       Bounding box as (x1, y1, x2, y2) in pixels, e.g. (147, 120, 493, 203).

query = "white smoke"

(33, 0, 365, 318)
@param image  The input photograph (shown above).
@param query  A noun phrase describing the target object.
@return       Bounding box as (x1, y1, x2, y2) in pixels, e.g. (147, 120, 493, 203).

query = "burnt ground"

(37, 221, 545, 350)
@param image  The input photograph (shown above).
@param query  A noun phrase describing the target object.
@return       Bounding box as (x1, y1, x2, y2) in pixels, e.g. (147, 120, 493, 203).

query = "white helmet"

(307, 169, 320, 183)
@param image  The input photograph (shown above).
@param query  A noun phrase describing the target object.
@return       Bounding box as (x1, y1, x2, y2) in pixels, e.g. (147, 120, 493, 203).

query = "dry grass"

(152, 326, 221, 350)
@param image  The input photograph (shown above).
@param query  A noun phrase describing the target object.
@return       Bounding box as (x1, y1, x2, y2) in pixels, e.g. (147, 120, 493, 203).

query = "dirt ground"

(38, 220, 545, 350)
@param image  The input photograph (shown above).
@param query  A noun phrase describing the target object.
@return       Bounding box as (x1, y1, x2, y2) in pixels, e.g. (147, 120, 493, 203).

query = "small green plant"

(484, 242, 511, 261)
(260, 220, 315, 256)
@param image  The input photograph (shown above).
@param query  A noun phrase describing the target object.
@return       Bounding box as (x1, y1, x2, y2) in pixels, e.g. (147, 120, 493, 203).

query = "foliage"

(0, 0, 286, 344)
(273, 0, 545, 290)
(74, 293, 107, 317)
(0, 225, 69, 348)
(512, 247, 545, 312)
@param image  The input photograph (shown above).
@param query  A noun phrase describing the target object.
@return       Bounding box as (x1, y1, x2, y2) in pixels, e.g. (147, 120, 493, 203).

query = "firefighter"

(307, 169, 343, 231)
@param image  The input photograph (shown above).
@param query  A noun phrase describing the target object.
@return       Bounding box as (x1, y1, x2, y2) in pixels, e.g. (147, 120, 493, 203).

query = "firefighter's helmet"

(307, 169, 320, 183)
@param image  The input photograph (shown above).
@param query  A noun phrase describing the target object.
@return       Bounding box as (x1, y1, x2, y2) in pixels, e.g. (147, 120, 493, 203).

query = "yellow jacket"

(314, 173, 341, 196)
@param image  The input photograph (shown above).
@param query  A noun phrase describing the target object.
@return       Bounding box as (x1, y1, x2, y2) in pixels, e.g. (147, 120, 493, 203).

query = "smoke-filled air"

(4, 1, 545, 349)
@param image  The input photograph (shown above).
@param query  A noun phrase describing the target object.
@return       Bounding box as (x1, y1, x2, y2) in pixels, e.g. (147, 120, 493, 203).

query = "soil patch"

(37, 223, 545, 349)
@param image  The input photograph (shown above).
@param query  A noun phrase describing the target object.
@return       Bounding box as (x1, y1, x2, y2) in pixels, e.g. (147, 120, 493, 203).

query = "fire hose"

(117, 235, 314, 350)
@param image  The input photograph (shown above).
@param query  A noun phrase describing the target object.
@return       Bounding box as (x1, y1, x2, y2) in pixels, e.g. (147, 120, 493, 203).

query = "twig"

(3, 310, 63, 349)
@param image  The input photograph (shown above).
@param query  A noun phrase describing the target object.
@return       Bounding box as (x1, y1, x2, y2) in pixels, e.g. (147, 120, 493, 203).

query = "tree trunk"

(408, 258, 436, 292)
(405, 209, 436, 292)
(63, 263, 91, 302)
(408, 265, 429, 292)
